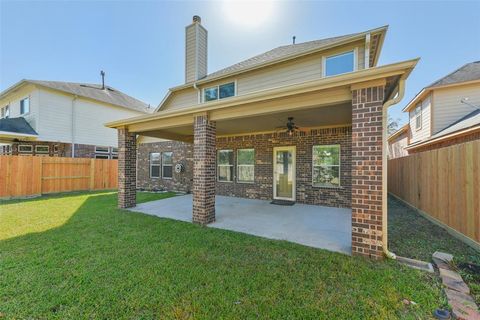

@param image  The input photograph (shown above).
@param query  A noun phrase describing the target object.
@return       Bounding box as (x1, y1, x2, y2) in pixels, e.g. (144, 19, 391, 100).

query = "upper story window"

(204, 82, 235, 102)
(20, 97, 30, 115)
(414, 103, 422, 130)
(1, 105, 9, 119)
(324, 50, 355, 77)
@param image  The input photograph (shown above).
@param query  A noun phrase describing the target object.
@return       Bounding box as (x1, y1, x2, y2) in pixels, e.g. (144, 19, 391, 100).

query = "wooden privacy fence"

(388, 140, 480, 248)
(0, 156, 118, 199)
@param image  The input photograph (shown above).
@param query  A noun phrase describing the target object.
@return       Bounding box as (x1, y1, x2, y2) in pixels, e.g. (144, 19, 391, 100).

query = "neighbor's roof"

(403, 61, 480, 112)
(407, 108, 480, 150)
(387, 124, 408, 142)
(0, 80, 151, 113)
(0, 117, 38, 136)
(429, 61, 480, 88)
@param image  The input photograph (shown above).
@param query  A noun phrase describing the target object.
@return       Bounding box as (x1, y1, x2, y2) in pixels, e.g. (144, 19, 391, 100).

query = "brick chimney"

(185, 15, 208, 83)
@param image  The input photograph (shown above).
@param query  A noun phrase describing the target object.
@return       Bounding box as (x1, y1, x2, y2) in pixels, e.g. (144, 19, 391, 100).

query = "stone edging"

(432, 251, 479, 320)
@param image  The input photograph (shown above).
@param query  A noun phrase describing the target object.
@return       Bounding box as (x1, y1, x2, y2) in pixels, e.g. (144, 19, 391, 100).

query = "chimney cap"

(193, 15, 201, 24)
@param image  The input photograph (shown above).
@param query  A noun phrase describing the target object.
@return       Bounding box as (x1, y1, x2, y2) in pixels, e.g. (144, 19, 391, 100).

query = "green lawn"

(388, 195, 480, 304)
(1, 192, 445, 319)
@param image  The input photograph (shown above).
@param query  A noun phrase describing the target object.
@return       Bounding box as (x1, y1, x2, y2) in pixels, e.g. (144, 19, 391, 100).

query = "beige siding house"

(402, 61, 480, 153)
(387, 124, 408, 159)
(0, 80, 150, 157)
(108, 16, 417, 259)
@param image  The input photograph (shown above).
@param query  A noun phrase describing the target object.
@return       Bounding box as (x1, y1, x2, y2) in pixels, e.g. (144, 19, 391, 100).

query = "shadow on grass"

(0, 192, 445, 319)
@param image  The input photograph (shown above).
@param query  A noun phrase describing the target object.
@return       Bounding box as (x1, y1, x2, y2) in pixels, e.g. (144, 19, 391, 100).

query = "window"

(324, 50, 355, 77)
(217, 149, 234, 182)
(18, 145, 33, 153)
(415, 103, 422, 130)
(204, 82, 235, 102)
(20, 98, 30, 115)
(237, 148, 254, 183)
(95, 146, 110, 153)
(1, 105, 10, 119)
(150, 153, 161, 178)
(35, 145, 49, 154)
(312, 145, 340, 187)
(95, 154, 110, 159)
(162, 152, 173, 179)
(53, 145, 59, 153)
(111, 147, 118, 154)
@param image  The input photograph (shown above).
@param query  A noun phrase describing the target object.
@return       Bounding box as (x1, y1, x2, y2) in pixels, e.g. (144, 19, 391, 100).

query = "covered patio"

(130, 194, 352, 254)
(107, 61, 418, 259)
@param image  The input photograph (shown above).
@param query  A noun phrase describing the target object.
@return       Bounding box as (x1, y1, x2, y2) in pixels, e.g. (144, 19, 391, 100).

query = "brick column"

(118, 127, 137, 208)
(351, 85, 385, 259)
(192, 114, 216, 224)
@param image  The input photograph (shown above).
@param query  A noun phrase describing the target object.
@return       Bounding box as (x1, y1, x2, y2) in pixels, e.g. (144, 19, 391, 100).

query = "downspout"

(71, 95, 78, 158)
(193, 82, 201, 103)
(382, 78, 406, 260)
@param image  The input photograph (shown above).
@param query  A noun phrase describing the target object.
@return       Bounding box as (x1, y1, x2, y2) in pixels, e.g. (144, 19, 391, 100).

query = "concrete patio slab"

(130, 194, 352, 254)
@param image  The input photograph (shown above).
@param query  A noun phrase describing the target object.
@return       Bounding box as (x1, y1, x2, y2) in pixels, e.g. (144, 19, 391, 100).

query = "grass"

(388, 195, 480, 304)
(1, 191, 445, 319)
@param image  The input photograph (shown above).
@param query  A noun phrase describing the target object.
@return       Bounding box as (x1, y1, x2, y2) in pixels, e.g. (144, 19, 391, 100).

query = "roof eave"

(406, 124, 480, 151)
(107, 58, 418, 129)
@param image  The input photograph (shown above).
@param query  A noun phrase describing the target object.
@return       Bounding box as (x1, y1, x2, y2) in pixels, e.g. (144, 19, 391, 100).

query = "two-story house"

(106, 16, 418, 259)
(398, 61, 480, 154)
(0, 79, 150, 158)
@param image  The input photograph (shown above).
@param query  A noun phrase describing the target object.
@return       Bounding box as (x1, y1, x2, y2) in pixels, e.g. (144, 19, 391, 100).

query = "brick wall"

(137, 140, 193, 193)
(192, 114, 216, 224)
(118, 128, 137, 209)
(137, 126, 352, 208)
(351, 86, 385, 259)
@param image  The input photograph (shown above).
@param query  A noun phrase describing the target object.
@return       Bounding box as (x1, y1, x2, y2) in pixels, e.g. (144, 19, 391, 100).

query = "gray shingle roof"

(25, 80, 151, 113)
(0, 117, 38, 135)
(202, 31, 366, 81)
(429, 61, 480, 88)
(431, 108, 480, 139)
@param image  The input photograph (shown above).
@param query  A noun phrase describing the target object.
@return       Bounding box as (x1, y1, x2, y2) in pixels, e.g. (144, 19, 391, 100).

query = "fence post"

(90, 159, 95, 191)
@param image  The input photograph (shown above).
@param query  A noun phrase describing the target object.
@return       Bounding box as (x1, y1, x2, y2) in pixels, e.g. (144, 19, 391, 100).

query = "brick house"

(0, 79, 150, 158)
(107, 16, 418, 259)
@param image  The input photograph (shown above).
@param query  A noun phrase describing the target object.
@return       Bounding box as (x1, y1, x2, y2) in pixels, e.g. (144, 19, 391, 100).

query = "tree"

(387, 116, 400, 135)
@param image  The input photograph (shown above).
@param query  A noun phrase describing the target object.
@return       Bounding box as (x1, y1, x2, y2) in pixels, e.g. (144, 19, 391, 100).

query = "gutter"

(382, 77, 406, 260)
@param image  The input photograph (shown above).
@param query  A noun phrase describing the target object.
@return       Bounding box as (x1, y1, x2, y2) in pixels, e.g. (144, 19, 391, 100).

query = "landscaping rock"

(439, 268, 470, 295)
(433, 251, 454, 270)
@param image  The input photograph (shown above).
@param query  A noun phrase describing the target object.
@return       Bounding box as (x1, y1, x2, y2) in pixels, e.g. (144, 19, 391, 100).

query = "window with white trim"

(95, 154, 110, 159)
(414, 103, 422, 130)
(95, 146, 110, 153)
(237, 148, 254, 183)
(324, 50, 355, 77)
(1, 105, 9, 119)
(162, 152, 173, 179)
(35, 145, 49, 154)
(312, 145, 340, 187)
(150, 153, 160, 178)
(217, 149, 234, 182)
(204, 82, 235, 102)
(20, 98, 30, 115)
(18, 145, 33, 153)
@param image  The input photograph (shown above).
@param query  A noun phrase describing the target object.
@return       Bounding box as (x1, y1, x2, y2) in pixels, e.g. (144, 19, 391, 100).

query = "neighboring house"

(387, 124, 408, 159)
(0, 80, 150, 158)
(107, 16, 418, 259)
(401, 61, 480, 153)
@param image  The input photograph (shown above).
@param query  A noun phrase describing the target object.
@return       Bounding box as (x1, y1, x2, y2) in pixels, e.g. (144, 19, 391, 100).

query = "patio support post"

(118, 127, 137, 208)
(192, 113, 216, 224)
(351, 84, 386, 259)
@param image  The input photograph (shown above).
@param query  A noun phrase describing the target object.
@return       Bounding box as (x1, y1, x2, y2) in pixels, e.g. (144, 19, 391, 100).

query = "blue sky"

(1, 1, 479, 124)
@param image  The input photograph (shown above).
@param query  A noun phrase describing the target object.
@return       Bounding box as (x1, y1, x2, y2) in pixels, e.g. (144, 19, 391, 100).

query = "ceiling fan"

(275, 117, 308, 136)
